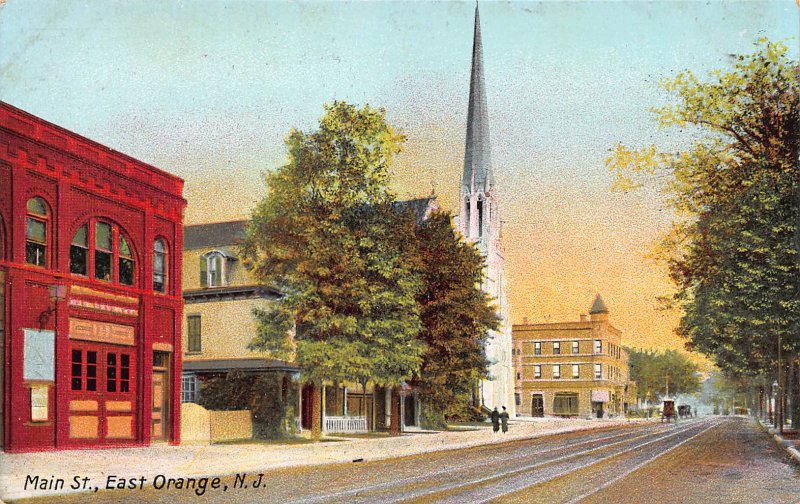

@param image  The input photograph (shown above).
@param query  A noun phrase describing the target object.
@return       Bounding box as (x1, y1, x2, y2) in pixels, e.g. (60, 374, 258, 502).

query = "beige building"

(182, 204, 437, 434)
(512, 295, 636, 418)
(181, 221, 296, 404)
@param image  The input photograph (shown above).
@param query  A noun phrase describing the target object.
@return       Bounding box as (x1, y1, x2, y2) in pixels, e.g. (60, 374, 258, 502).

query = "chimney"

(522, 316, 529, 325)
(579, 314, 588, 322)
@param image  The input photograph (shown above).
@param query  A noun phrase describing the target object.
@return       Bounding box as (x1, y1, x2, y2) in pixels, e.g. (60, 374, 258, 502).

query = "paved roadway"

(18, 417, 800, 504)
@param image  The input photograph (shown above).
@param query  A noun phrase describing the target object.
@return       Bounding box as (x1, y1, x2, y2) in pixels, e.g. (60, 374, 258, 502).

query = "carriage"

(661, 399, 678, 423)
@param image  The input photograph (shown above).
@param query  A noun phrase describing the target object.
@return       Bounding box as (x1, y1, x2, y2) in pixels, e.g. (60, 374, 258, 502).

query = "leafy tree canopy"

(608, 39, 800, 378)
(241, 101, 425, 387)
(409, 210, 498, 424)
(626, 347, 702, 401)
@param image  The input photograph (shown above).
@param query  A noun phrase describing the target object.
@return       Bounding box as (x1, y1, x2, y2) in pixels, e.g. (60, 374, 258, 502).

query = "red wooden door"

(68, 343, 136, 446)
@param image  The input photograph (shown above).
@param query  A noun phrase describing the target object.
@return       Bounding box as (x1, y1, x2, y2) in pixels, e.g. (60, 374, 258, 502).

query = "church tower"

(458, 3, 515, 416)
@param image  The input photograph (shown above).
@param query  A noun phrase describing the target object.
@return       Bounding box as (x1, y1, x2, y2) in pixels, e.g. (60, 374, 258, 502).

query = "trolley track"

(288, 418, 718, 504)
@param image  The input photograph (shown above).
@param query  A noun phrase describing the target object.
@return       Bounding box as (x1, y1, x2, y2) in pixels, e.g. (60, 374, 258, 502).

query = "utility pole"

(778, 331, 784, 434)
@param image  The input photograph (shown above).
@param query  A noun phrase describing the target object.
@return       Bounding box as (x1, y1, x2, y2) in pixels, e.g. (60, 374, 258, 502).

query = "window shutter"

(199, 256, 207, 287)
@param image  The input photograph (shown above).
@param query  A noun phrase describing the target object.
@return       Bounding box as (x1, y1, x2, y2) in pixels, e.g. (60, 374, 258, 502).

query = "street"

(17, 417, 800, 504)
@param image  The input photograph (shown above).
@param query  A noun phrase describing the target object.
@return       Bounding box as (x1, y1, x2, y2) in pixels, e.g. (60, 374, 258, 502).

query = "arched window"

(119, 236, 134, 286)
(200, 251, 228, 288)
(70, 225, 88, 275)
(69, 220, 136, 286)
(94, 222, 113, 281)
(476, 195, 484, 238)
(153, 239, 167, 293)
(26, 197, 49, 267)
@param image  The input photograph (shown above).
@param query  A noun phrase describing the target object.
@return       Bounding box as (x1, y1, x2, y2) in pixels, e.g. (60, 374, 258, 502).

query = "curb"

(757, 418, 800, 464)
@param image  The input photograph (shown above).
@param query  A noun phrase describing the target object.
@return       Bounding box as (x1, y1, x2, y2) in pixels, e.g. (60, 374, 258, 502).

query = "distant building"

(1, 102, 185, 451)
(512, 295, 636, 418)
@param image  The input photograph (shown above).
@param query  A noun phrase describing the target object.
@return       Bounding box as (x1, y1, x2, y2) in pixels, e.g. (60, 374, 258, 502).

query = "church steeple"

(457, 2, 515, 417)
(462, 3, 493, 194)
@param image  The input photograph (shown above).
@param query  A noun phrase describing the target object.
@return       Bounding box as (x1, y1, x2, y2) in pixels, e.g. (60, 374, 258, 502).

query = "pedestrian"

(500, 406, 509, 434)
(490, 407, 500, 433)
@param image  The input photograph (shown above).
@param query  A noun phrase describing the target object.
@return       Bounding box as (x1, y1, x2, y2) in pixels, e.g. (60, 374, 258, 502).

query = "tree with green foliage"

(241, 102, 425, 439)
(607, 39, 799, 384)
(409, 211, 498, 428)
(626, 348, 701, 402)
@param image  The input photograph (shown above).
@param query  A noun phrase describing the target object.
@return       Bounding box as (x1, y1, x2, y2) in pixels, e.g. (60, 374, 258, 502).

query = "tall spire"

(462, 2, 493, 192)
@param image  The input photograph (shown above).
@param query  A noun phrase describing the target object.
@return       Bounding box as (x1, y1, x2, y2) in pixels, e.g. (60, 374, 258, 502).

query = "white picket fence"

(324, 415, 367, 433)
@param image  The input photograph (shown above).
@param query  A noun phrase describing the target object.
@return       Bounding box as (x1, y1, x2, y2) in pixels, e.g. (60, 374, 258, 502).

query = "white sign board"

(591, 389, 610, 402)
(23, 329, 55, 381)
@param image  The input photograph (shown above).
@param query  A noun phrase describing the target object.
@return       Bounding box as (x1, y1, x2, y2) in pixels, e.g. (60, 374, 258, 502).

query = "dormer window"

(200, 251, 230, 288)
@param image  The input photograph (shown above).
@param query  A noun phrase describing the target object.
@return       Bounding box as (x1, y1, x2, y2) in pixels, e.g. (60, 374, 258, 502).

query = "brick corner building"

(512, 295, 637, 419)
(0, 102, 185, 451)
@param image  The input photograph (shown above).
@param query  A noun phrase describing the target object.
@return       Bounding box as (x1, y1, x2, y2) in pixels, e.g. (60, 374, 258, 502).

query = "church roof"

(393, 197, 439, 224)
(462, 3, 494, 193)
(589, 294, 609, 314)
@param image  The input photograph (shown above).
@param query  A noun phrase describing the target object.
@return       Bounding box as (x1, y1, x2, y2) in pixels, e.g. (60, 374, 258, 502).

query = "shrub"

(198, 370, 297, 439)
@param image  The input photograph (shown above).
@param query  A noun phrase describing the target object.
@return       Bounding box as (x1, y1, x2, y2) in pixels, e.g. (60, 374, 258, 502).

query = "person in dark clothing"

(500, 406, 510, 433)
(490, 407, 500, 433)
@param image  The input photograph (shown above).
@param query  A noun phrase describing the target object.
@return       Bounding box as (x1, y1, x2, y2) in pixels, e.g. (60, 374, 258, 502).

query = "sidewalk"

(757, 418, 800, 464)
(0, 417, 644, 501)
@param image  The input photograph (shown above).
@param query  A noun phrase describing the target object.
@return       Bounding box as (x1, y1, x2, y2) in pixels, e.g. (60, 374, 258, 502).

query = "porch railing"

(324, 415, 367, 433)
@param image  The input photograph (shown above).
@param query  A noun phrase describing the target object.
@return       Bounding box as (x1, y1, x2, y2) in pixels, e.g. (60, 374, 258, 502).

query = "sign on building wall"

(23, 329, 55, 381)
(591, 390, 610, 402)
(69, 318, 135, 346)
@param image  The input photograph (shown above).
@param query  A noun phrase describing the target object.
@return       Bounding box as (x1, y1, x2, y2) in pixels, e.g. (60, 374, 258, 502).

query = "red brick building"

(0, 102, 185, 451)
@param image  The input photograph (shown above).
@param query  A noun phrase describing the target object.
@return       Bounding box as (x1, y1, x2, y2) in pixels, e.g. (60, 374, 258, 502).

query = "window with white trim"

(594, 340, 602, 354)
(182, 375, 198, 403)
(552, 365, 561, 379)
(595, 363, 602, 379)
(534, 342, 541, 355)
(572, 364, 580, 379)
(534, 365, 541, 379)
(553, 341, 560, 355)
(572, 341, 579, 354)
(200, 251, 229, 287)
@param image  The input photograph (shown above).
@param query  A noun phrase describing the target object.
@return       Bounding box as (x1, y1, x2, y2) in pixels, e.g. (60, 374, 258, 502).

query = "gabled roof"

(590, 294, 609, 314)
(184, 220, 247, 250)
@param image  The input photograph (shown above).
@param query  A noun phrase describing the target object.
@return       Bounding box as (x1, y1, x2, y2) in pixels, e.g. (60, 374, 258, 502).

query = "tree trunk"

(311, 382, 322, 441)
(390, 387, 402, 436)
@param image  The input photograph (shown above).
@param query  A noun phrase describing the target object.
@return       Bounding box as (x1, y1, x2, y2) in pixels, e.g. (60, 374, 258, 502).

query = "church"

(458, 4, 516, 416)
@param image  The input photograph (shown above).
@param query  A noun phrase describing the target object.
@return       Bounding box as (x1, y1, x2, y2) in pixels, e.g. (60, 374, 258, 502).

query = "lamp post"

(772, 379, 779, 429)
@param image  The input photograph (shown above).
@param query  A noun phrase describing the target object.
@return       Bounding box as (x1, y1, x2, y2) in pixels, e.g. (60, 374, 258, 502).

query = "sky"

(1, 0, 798, 359)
